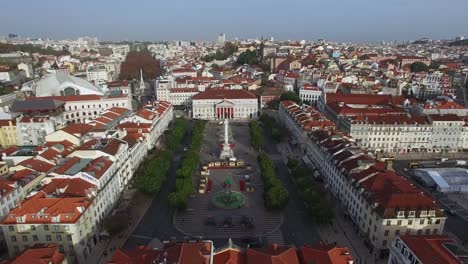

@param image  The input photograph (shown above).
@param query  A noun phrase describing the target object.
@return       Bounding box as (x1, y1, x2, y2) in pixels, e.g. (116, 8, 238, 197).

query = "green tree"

(280, 91, 301, 104)
(410, 62, 429, 73)
(236, 50, 258, 65)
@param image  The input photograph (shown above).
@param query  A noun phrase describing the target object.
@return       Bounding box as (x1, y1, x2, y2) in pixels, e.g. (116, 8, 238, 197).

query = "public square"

(173, 121, 283, 242)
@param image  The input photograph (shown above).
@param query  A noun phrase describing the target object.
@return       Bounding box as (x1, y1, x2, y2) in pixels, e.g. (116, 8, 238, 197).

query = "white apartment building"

(192, 89, 258, 120)
(86, 64, 109, 84)
(346, 115, 432, 154)
(428, 114, 464, 151)
(299, 83, 322, 105)
(280, 106, 446, 258)
(16, 116, 56, 146)
(0, 179, 23, 220)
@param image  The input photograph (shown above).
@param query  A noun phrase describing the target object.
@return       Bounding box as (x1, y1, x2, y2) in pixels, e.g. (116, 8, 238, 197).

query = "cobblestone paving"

(174, 121, 283, 240)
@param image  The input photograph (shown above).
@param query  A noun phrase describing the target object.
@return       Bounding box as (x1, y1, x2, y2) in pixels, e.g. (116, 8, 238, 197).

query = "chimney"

(271, 243, 279, 252)
(385, 159, 393, 171)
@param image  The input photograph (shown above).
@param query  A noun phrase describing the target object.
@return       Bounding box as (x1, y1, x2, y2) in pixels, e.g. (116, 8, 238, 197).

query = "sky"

(1, 0, 467, 42)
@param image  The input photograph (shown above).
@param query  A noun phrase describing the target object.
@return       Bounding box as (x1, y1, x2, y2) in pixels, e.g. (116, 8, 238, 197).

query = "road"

(122, 120, 193, 249)
(260, 123, 322, 246)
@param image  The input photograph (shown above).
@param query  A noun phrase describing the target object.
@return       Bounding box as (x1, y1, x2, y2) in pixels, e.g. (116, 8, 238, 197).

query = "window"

(384, 230, 389, 236)
(8, 226, 14, 231)
(425, 229, 430, 235)
(397, 220, 402, 226)
(435, 219, 440, 224)
(67, 235, 72, 241)
(417, 229, 422, 235)
(22, 235, 27, 242)
(44, 225, 49, 231)
(395, 230, 400, 235)
(56, 235, 62, 241)
(420, 219, 425, 225)
(11, 236, 16, 242)
(31, 225, 35, 231)
(408, 220, 413, 225)
(386, 220, 391, 226)
(46, 235, 51, 241)
(383, 240, 387, 246)
(33, 235, 38, 241)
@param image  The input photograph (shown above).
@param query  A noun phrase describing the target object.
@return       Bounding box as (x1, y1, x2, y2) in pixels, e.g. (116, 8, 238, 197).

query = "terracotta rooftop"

(399, 235, 463, 264)
(193, 88, 257, 100)
(0, 244, 65, 264)
(300, 243, 353, 264)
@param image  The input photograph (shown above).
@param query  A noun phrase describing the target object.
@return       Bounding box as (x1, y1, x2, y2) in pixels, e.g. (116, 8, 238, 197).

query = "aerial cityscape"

(1, 1, 468, 264)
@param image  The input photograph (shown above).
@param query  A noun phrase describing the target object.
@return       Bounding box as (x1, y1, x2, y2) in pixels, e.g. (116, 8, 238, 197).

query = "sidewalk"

(87, 190, 155, 264)
(317, 207, 387, 264)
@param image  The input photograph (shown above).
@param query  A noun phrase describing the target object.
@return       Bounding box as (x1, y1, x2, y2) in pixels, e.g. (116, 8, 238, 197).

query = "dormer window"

(409, 211, 416, 217)
(428, 210, 435, 217)
(397, 211, 405, 218)
(420, 210, 427, 217)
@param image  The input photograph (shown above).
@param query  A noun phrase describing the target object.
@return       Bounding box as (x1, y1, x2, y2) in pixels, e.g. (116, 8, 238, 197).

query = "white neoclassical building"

(192, 89, 258, 120)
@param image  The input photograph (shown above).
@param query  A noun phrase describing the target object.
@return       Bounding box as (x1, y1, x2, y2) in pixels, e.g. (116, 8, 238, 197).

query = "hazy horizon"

(1, 0, 467, 42)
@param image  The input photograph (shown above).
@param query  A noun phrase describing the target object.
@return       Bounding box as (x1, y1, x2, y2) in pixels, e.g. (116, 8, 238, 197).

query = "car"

(183, 147, 187, 151)
(204, 216, 216, 226)
(239, 216, 254, 229)
(222, 216, 234, 228)
(241, 236, 262, 248)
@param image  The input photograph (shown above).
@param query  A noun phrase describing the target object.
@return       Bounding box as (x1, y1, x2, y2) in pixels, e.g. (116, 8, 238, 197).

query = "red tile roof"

(0, 119, 16, 126)
(27, 95, 102, 102)
(246, 244, 300, 264)
(213, 248, 246, 264)
(107, 246, 162, 264)
(82, 157, 113, 179)
(399, 235, 462, 264)
(18, 158, 54, 172)
(193, 88, 257, 100)
(299, 243, 353, 264)
(61, 123, 94, 135)
(325, 93, 405, 105)
(41, 178, 96, 198)
(2, 191, 91, 224)
(0, 244, 66, 264)
(163, 242, 212, 264)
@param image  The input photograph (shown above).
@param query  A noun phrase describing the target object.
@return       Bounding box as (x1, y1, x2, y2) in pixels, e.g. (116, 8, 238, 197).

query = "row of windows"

(11, 234, 72, 242)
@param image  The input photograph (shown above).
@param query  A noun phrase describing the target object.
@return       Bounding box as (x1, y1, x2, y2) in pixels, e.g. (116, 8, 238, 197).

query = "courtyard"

(173, 121, 283, 241)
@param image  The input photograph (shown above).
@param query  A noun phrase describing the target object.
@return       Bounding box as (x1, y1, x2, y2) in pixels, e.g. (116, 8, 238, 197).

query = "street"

(122, 120, 194, 249)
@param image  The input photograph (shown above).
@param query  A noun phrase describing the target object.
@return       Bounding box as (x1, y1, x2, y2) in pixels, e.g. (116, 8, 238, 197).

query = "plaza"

(173, 121, 283, 241)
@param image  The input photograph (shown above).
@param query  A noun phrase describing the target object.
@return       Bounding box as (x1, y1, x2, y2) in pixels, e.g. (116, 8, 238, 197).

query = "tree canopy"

(119, 49, 162, 80)
(0, 43, 70, 56)
(287, 158, 334, 224)
(410, 62, 429, 73)
(168, 120, 207, 209)
(258, 153, 289, 210)
(236, 50, 258, 65)
(203, 42, 238, 62)
(280, 91, 301, 104)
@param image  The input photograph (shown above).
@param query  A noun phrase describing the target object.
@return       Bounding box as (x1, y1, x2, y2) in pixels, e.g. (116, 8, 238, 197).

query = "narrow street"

(122, 120, 194, 249)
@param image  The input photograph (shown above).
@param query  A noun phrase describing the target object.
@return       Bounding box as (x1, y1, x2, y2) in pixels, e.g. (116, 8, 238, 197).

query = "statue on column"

(219, 119, 235, 160)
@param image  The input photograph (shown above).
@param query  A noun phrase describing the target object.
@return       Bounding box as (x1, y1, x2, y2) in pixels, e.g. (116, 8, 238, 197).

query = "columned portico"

(215, 100, 235, 119)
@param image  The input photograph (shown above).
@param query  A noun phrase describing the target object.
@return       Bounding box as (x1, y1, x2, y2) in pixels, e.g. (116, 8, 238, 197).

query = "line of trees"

(0, 43, 70, 56)
(135, 117, 188, 194)
(119, 49, 162, 80)
(257, 153, 289, 210)
(287, 159, 334, 224)
(168, 120, 207, 209)
(249, 120, 263, 151)
(259, 113, 286, 142)
(203, 42, 238, 62)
